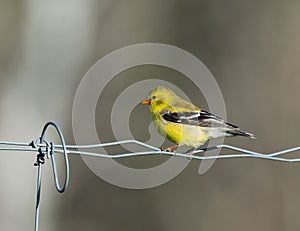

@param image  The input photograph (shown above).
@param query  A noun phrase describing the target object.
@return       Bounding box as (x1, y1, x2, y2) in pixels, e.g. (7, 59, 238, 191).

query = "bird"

(140, 86, 254, 154)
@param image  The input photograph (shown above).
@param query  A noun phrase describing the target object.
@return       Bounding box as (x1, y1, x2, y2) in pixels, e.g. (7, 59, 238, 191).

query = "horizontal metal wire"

(1, 139, 300, 162)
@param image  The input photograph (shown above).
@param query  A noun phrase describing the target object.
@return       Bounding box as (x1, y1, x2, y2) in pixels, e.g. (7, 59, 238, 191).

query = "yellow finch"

(140, 86, 254, 153)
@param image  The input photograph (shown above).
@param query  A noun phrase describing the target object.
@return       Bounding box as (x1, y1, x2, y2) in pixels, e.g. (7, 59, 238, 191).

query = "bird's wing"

(161, 110, 238, 128)
(161, 110, 254, 138)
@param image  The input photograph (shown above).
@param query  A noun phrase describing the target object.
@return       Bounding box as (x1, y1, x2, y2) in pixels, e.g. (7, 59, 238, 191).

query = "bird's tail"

(226, 129, 255, 139)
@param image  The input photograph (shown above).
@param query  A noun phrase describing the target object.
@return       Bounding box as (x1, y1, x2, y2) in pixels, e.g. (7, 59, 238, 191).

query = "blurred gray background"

(1, 0, 300, 230)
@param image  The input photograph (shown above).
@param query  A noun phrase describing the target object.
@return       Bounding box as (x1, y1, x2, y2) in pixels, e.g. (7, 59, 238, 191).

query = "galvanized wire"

(1, 121, 300, 231)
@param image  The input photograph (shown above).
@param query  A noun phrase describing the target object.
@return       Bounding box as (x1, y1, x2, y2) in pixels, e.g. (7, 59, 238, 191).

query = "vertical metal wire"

(34, 158, 43, 231)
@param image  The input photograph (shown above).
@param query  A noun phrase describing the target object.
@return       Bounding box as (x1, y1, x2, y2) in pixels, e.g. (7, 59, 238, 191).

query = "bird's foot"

(159, 145, 178, 155)
(187, 148, 195, 160)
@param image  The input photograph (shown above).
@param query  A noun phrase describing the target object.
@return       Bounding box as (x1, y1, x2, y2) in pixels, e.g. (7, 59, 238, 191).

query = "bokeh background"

(1, 0, 300, 230)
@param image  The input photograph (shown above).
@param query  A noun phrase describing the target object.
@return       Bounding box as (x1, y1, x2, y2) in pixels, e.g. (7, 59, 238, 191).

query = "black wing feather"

(161, 110, 236, 128)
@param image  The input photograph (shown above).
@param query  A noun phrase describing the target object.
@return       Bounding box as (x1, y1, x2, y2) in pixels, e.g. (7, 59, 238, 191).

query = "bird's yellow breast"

(152, 113, 208, 148)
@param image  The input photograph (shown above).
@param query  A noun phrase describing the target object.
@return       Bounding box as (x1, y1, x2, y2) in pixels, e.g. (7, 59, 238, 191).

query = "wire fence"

(1, 121, 300, 231)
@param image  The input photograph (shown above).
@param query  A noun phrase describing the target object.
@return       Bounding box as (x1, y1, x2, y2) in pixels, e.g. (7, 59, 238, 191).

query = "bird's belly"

(154, 120, 208, 148)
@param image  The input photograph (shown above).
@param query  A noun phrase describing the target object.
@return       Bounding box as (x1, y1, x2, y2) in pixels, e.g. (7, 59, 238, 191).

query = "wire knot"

(33, 137, 52, 166)
(34, 153, 45, 166)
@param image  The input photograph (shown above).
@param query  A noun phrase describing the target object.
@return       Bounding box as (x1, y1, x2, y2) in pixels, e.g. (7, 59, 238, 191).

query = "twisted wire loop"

(39, 122, 70, 193)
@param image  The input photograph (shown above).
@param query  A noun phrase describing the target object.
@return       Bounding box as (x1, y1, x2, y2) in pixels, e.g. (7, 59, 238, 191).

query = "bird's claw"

(159, 145, 178, 156)
(187, 151, 193, 160)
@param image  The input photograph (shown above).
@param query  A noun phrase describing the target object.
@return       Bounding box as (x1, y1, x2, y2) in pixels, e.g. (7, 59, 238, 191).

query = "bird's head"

(140, 86, 178, 112)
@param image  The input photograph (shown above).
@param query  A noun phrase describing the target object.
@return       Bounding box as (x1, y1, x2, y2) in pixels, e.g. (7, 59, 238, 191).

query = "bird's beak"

(140, 99, 150, 105)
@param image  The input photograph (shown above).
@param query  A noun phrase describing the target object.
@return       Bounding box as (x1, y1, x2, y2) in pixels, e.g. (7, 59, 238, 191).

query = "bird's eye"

(152, 96, 157, 100)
